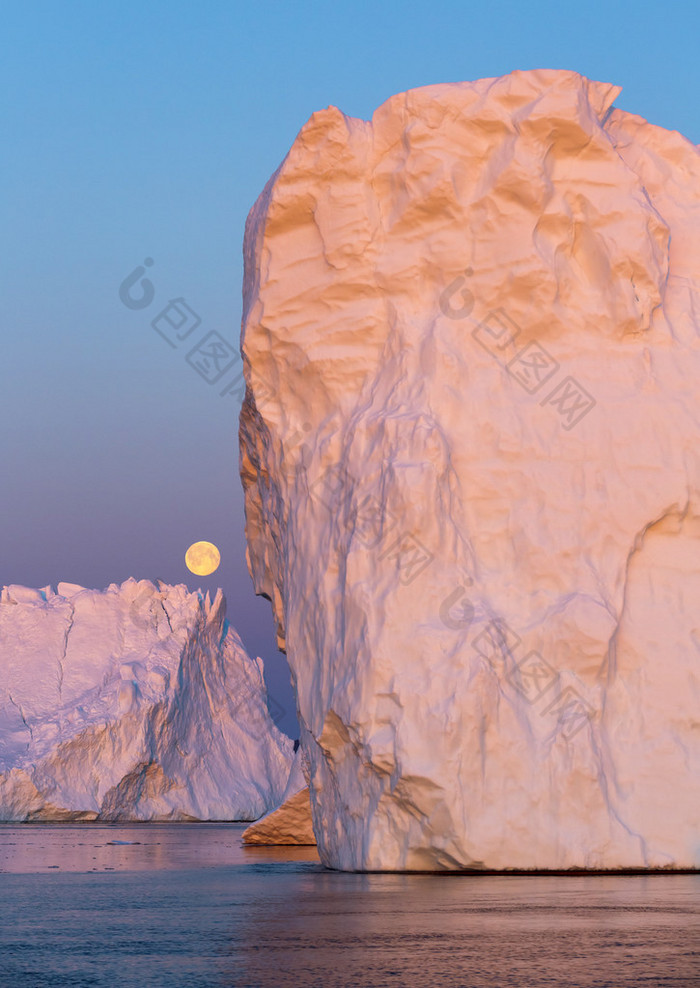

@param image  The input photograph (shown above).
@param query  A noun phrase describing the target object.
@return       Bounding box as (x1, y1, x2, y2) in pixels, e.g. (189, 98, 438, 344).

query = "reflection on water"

(0, 822, 319, 873)
(0, 824, 697, 988)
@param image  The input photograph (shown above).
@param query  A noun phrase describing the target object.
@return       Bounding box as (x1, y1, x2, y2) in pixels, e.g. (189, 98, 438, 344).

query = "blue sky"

(1, 0, 698, 736)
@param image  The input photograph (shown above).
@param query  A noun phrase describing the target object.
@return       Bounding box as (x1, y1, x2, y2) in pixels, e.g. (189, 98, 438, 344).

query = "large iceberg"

(239, 69, 700, 871)
(0, 579, 293, 821)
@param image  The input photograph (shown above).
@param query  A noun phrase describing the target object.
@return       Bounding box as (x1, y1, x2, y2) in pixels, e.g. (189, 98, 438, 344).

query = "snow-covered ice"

(0, 579, 294, 821)
(239, 69, 700, 871)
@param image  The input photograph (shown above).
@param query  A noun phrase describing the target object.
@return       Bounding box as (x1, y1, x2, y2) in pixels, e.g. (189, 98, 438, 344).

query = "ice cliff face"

(239, 69, 700, 871)
(0, 579, 293, 821)
(242, 749, 315, 845)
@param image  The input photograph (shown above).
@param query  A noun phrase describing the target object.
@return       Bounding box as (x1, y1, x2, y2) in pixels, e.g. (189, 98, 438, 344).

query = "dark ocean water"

(0, 824, 697, 988)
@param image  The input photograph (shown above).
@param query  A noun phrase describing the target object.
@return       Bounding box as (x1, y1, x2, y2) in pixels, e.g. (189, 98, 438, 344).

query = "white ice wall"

(0, 579, 294, 821)
(239, 69, 700, 871)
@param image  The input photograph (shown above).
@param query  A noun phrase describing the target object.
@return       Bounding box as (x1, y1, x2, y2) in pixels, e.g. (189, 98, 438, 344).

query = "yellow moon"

(185, 541, 221, 576)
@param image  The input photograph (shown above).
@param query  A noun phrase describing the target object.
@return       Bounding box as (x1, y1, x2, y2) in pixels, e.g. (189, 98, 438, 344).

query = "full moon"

(185, 541, 221, 576)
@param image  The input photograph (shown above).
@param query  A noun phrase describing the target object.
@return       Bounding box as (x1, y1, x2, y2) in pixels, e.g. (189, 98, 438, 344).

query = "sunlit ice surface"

(0, 824, 698, 987)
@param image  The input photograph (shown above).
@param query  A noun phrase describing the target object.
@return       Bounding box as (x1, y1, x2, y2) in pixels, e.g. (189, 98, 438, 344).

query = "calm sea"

(0, 824, 697, 987)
